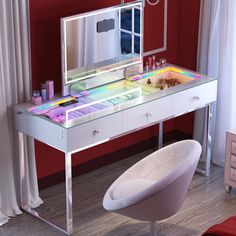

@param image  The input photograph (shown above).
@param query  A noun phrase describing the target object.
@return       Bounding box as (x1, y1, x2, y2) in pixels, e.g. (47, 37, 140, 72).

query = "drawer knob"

(145, 112, 153, 118)
(93, 130, 101, 135)
(193, 96, 200, 101)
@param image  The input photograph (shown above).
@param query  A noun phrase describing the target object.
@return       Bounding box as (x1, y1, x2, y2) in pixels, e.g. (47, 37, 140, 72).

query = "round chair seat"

(103, 140, 202, 223)
(112, 179, 156, 200)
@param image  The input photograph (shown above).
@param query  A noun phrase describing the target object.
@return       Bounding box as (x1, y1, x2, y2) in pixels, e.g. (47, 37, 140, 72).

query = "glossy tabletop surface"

(24, 64, 216, 128)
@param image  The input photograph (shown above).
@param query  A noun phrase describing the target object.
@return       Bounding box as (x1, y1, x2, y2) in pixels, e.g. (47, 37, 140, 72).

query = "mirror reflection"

(61, 1, 143, 91)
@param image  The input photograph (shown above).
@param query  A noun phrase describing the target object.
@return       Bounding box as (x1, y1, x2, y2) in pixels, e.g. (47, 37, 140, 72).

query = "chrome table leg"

(158, 122, 163, 149)
(19, 131, 29, 208)
(196, 103, 213, 177)
(65, 153, 73, 235)
(19, 132, 74, 235)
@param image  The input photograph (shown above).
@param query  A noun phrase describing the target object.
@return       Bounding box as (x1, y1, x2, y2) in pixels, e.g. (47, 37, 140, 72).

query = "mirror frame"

(61, 1, 143, 96)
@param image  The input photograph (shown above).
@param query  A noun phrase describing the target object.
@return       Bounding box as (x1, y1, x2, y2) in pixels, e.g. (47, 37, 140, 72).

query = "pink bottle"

(148, 56, 153, 70)
(46, 80, 54, 100)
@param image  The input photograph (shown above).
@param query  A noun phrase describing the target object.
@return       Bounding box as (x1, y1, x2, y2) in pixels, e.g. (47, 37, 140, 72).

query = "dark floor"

(1, 149, 236, 236)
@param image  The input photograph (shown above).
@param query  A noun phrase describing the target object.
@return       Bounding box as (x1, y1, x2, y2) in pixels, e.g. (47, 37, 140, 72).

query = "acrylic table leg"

(65, 153, 73, 235)
(205, 103, 213, 177)
(196, 103, 213, 176)
(18, 131, 28, 208)
(158, 122, 163, 149)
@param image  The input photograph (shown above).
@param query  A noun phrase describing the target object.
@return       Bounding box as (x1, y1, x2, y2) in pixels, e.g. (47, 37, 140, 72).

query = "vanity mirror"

(61, 1, 143, 96)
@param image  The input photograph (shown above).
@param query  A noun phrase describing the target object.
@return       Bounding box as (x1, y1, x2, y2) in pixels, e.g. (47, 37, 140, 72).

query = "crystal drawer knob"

(193, 96, 200, 101)
(93, 130, 101, 135)
(146, 112, 153, 118)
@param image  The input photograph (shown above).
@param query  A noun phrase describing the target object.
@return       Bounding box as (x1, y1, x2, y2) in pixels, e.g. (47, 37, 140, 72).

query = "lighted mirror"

(61, 1, 143, 95)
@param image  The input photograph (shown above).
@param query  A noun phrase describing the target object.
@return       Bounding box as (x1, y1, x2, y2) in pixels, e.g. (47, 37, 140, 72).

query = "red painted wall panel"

(29, 0, 200, 179)
(178, 0, 200, 69)
(144, 0, 165, 53)
(175, 0, 200, 134)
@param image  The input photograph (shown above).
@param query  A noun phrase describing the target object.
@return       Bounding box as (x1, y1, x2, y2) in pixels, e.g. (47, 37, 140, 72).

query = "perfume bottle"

(41, 83, 47, 102)
(152, 55, 156, 70)
(156, 61, 161, 68)
(160, 58, 167, 66)
(145, 61, 149, 71)
(46, 80, 54, 101)
(32, 89, 42, 105)
(33, 89, 40, 97)
(148, 56, 153, 70)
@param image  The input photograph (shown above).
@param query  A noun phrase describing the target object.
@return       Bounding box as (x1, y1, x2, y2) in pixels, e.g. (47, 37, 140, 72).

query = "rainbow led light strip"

(28, 81, 134, 114)
(128, 66, 202, 81)
(28, 97, 76, 114)
(65, 87, 142, 122)
(76, 81, 131, 98)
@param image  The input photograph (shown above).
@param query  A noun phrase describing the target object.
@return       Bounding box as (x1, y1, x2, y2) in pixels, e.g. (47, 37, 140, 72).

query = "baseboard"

(38, 130, 191, 190)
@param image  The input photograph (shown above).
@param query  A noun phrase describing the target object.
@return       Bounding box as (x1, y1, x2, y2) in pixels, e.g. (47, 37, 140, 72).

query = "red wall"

(174, 0, 200, 135)
(29, 0, 200, 179)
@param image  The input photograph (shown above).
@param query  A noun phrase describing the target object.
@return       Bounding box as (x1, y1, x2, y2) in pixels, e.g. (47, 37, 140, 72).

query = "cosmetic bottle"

(145, 61, 149, 71)
(152, 55, 156, 70)
(41, 83, 47, 102)
(148, 56, 153, 70)
(46, 80, 54, 101)
(33, 89, 40, 97)
(147, 78, 152, 85)
(32, 89, 42, 105)
(160, 58, 167, 66)
(156, 61, 161, 68)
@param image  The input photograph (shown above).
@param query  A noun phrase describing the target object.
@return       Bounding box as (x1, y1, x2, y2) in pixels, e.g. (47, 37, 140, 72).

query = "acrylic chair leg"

(158, 122, 163, 149)
(150, 221, 157, 236)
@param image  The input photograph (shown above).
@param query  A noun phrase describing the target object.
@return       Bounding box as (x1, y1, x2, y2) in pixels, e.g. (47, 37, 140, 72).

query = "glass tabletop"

(26, 64, 216, 128)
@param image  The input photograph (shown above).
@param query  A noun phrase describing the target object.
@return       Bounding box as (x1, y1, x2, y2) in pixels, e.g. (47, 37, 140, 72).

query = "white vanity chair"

(103, 140, 202, 236)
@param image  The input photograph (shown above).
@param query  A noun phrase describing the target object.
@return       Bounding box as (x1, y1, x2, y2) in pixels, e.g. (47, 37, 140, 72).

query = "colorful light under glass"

(128, 66, 202, 81)
(28, 97, 75, 114)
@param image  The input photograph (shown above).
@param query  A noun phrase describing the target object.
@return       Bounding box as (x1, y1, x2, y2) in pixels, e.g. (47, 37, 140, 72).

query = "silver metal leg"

(18, 131, 74, 235)
(65, 153, 73, 235)
(19, 132, 28, 208)
(158, 122, 163, 149)
(196, 103, 213, 177)
(205, 104, 212, 177)
(150, 221, 157, 236)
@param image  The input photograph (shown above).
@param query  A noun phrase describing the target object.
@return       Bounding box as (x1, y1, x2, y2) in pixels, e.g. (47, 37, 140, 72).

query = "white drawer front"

(15, 111, 67, 152)
(68, 113, 122, 152)
(231, 141, 236, 155)
(231, 155, 236, 169)
(123, 96, 172, 133)
(171, 81, 217, 115)
(230, 168, 236, 182)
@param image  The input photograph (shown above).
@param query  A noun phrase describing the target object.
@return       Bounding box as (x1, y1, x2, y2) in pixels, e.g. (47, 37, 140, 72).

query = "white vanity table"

(15, 2, 217, 235)
(15, 64, 217, 235)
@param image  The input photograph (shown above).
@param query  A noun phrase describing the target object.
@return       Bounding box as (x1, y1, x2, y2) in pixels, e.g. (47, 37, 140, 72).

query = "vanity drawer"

(67, 113, 122, 152)
(231, 142, 236, 155)
(230, 155, 236, 168)
(230, 168, 236, 182)
(122, 96, 171, 133)
(171, 81, 217, 115)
